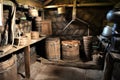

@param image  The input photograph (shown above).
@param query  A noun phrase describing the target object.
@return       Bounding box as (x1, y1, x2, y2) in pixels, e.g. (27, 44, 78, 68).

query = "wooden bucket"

(45, 37, 61, 61)
(31, 31, 39, 39)
(62, 40, 80, 62)
(24, 32, 31, 43)
(14, 36, 28, 46)
(0, 55, 17, 80)
(83, 36, 93, 60)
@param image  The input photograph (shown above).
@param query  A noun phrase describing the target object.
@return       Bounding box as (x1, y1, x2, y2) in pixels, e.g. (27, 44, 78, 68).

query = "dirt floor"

(18, 61, 104, 80)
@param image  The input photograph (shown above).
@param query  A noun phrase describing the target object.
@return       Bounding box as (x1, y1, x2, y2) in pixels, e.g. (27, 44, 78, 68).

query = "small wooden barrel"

(83, 36, 93, 60)
(62, 40, 80, 62)
(0, 55, 17, 80)
(34, 17, 42, 33)
(45, 37, 61, 61)
(31, 31, 39, 39)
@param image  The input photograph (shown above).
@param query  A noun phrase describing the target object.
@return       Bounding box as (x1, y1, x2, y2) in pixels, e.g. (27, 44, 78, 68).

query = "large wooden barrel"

(83, 36, 93, 60)
(45, 37, 61, 61)
(62, 40, 80, 62)
(0, 55, 17, 80)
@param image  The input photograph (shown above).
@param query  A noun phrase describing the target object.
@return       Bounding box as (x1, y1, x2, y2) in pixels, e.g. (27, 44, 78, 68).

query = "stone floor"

(19, 61, 104, 80)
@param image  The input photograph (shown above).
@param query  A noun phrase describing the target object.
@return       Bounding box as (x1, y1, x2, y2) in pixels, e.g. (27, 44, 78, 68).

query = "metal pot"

(102, 25, 112, 37)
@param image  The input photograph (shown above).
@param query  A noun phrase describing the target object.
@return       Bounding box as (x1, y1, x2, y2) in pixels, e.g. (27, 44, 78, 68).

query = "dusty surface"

(18, 61, 104, 80)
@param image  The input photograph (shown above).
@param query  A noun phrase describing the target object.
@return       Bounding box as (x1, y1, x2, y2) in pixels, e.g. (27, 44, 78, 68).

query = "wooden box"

(40, 20, 52, 36)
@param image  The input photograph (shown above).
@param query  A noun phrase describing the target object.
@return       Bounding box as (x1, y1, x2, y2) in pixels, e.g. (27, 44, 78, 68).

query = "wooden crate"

(40, 20, 52, 36)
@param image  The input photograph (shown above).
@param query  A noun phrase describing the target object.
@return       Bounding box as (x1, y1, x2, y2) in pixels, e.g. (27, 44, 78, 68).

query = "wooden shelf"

(0, 36, 46, 58)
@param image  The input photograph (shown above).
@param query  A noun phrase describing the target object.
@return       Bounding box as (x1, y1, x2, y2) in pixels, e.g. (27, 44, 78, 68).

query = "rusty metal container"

(57, 6, 65, 14)
(45, 37, 61, 61)
(0, 55, 17, 80)
(62, 40, 80, 62)
(83, 36, 93, 60)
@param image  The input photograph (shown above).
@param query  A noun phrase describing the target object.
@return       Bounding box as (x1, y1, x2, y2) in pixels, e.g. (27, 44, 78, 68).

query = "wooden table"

(97, 36, 120, 80)
(0, 37, 46, 79)
(103, 52, 120, 80)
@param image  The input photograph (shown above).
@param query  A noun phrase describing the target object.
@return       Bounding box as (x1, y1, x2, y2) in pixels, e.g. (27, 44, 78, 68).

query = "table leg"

(103, 52, 114, 80)
(24, 46, 31, 79)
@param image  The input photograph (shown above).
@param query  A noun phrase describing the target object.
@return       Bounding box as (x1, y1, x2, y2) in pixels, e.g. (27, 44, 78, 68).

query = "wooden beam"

(24, 46, 31, 79)
(4, 0, 42, 9)
(44, 2, 114, 8)
(44, 0, 53, 6)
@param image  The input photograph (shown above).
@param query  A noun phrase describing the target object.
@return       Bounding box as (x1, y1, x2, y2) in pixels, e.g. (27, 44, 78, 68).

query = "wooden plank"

(39, 57, 103, 69)
(4, 0, 42, 9)
(0, 37, 46, 58)
(24, 46, 31, 79)
(44, 2, 114, 8)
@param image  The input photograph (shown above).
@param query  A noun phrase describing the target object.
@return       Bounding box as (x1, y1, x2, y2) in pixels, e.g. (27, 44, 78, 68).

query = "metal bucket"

(62, 40, 80, 62)
(0, 55, 17, 80)
(83, 36, 93, 60)
(45, 37, 61, 61)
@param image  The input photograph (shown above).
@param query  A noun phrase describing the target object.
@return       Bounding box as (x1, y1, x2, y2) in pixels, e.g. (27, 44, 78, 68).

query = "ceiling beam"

(44, 2, 114, 8)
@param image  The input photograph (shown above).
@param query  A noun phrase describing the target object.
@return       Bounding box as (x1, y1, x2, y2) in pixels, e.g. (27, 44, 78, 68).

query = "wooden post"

(24, 46, 31, 79)
(103, 52, 114, 80)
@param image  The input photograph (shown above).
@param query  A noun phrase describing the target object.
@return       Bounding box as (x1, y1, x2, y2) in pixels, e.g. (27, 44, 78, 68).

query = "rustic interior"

(0, 0, 120, 80)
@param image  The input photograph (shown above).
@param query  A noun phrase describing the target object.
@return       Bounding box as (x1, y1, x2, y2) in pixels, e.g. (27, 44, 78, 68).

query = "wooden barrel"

(39, 20, 52, 36)
(83, 36, 93, 60)
(0, 55, 17, 80)
(34, 17, 42, 33)
(62, 40, 80, 62)
(45, 37, 61, 61)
